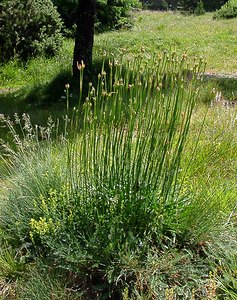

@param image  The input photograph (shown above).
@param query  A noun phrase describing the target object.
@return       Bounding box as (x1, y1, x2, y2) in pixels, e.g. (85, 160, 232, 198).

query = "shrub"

(194, 0, 205, 15)
(96, 0, 142, 31)
(0, 0, 63, 62)
(213, 0, 237, 19)
(203, 0, 228, 11)
(51, 0, 77, 37)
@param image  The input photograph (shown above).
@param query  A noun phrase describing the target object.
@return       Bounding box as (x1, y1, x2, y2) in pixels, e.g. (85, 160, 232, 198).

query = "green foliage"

(51, 0, 141, 34)
(194, 0, 205, 15)
(96, 0, 141, 31)
(206, 226, 237, 299)
(94, 11, 237, 73)
(52, 0, 77, 29)
(213, 0, 237, 19)
(203, 0, 228, 11)
(0, 9, 237, 299)
(0, 0, 63, 62)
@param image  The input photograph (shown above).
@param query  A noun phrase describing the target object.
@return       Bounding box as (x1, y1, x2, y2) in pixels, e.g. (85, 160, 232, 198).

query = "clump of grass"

(0, 245, 25, 281)
(1, 50, 235, 298)
(205, 224, 237, 299)
(17, 262, 78, 300)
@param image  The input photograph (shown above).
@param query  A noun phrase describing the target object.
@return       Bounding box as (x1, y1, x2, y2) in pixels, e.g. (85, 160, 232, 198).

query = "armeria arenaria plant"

(44, 50, 205, 272)
(0, 50, 206, 297)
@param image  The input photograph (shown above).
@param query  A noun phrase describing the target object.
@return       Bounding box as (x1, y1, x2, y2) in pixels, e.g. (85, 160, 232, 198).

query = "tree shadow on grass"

(0, 69, 74, 149)
(0, 59, 107, 146)
(0, 56, 131, 137)
(0, 58, 109, 117)
(0, 69, 73, 116)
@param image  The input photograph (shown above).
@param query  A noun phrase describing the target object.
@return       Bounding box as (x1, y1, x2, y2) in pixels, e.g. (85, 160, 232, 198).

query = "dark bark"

(73, 0, 96, 78)
(107, 0, 115, 5)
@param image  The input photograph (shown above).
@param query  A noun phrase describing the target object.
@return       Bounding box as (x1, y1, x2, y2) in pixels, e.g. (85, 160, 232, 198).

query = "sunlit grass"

(178, 102, 237, 239)
(0, 40, 73, 89)
(94, 11, 237, 74)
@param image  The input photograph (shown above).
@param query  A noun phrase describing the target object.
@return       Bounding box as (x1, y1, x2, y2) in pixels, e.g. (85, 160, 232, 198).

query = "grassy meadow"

(0, 10, 237, 300)
(95, 11, 237, 73)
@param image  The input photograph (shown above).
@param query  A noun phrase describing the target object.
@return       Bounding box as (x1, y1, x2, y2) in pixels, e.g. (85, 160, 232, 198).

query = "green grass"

(94, 11, 237, 74)
(178, 103, 237, 239)
(0, 40, 73, 89)
(0, 40, 73, 130)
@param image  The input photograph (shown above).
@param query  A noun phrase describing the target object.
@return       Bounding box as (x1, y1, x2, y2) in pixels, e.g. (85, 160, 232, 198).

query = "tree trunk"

(73, 0, 96, 78)
(107, 0, 115, 5)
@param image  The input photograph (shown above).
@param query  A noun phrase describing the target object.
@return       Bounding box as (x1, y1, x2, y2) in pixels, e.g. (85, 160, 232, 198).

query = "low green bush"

(213, 0, 237, 19)
(0, 0, 63, 62)
(194, 0, 205, 15)
(96, 0, 142, 31)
